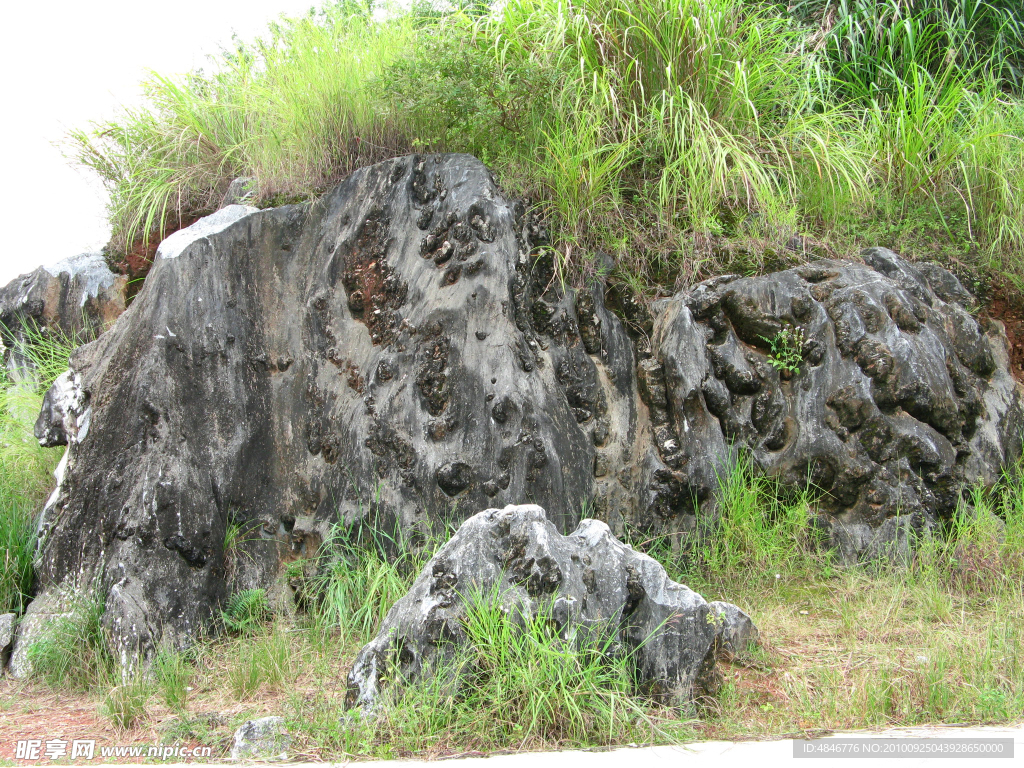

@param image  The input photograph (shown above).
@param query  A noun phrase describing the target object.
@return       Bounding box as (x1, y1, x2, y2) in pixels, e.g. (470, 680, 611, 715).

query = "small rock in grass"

(230, 716, 291, 760)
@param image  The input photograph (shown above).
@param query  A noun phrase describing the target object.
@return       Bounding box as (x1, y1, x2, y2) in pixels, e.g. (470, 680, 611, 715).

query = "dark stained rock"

(345, 504, 756, 711)
(645, 247, 1024, 562)
(0, 252, 127, 379)
(24, 155, 635, 664)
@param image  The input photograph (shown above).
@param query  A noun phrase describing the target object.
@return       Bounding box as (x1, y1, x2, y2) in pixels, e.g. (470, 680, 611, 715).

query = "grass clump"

(101, 676, 152, 730)
(302, 507, 438, 647)
(227, 628, 293, 699)
(68, 0, 1024, 292)
(291, 588, 684, 757)
(154, 647, 194, 709)
(680, 451, 820, 580)
(25, 588, 113, 691)
(0, 323, 80, 614)
(374, 602, 670, 752)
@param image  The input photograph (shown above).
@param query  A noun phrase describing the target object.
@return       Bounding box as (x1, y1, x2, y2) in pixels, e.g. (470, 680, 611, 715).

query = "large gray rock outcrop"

(0, 252, 127, 379)
(636, 248, 1023, 561)
(26, 155, 636, 663)
(0, 613, 15, 669)
(21, 152, 1023, 666)
(345, 504, 756, 711)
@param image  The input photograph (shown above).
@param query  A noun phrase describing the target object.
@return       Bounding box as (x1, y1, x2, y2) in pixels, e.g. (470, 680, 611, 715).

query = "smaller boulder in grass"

(708, 601, 760, 659)
(230, 717, 291, 761)
(345, 504, 758, 712)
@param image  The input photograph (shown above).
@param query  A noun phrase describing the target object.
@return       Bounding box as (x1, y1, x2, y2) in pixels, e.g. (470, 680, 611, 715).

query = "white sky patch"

(0, 0, 322, 288)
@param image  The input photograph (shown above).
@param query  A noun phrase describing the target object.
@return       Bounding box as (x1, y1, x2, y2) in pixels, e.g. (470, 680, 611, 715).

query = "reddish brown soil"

(0, 687, 202, 765)
(108, 215, 203, 291)
(980, 281, 1024, 382)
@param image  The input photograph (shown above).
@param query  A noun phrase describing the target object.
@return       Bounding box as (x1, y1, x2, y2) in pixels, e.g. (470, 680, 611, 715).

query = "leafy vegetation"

(762, 326, 807, 377)
(67, 0, 1024, 295)
(25, 587, 112, 692)
(222, 588, 272, 635)
(0, 323, 78, 614)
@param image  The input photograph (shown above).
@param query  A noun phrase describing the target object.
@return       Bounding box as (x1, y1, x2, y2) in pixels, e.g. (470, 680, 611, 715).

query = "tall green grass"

(0, 382, 51, 613)
(791, 1, 1024, 98)
(26, 587, 112, 691)
(291, 586, 679, 756)
(70, 6, 422, 251)
(371, 589, 672, 751)
(69, 0, 1024, 289)
(0, 324, 78, 613)
(303, 511, 433, 647)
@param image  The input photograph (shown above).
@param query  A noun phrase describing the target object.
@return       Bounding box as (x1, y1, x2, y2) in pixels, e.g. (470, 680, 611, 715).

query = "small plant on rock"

(763, 325, 806, 376)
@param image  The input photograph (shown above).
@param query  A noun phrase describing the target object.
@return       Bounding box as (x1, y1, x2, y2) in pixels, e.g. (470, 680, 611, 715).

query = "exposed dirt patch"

(106, 215, 203, 301)
(339, 207, 408, 346)
(0, 686, 184, 764)
(981, 282, 1024, 382)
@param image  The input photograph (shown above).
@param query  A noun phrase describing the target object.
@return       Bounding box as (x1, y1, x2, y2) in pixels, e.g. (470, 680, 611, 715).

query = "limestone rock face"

(642, 248, 1023, 561)
(26, 155, 632, 662)
(20, 152, 1024, 665)
(0, 252, 127, 378)
(345, 504, 756, 711)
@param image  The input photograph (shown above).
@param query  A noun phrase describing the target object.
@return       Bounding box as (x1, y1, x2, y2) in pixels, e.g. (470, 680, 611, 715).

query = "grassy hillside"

(69, 0, 1024, 296)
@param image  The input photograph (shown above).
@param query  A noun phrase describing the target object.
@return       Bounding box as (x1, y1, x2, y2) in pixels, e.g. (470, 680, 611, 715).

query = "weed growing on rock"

(6, 458, 1023, 754)
(763, 326, 806, 377)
